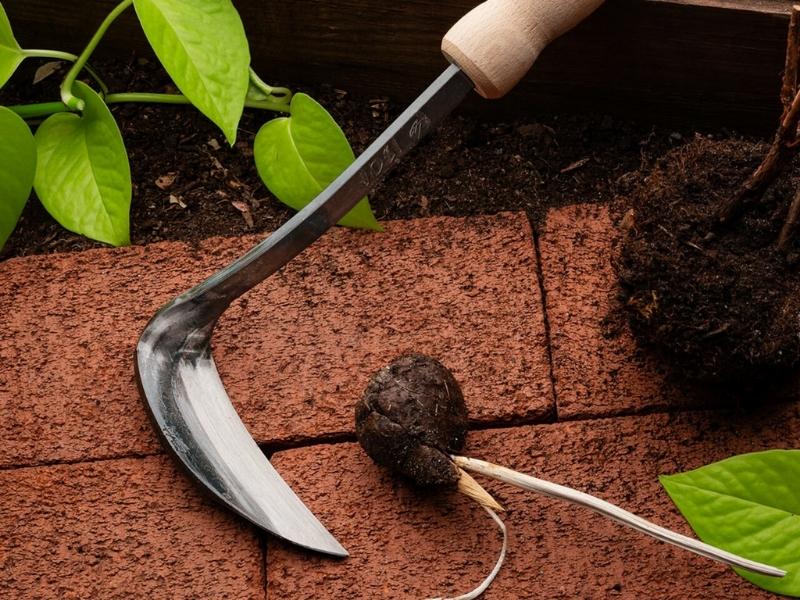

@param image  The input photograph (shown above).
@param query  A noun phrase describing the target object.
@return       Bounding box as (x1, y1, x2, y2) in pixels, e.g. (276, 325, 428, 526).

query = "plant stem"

(249, 67, 292, 104)
(23, 49, 77, 62)
(22, 49, 108, 94)
(7, 102, 68, 120)
(105, 92, 292, 113)
(453, 455, 786, 578)
(249, 67, 274, 96)
(719, 5, 800, 225)
(60, 0, 133, 111)
(9, 93, 291, 120)
(779, 188, 800, 251)
(718, 89, 800, 224)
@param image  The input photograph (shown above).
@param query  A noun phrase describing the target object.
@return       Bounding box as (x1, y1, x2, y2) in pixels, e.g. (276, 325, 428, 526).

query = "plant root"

(427, 505, 507, 600)
(779, 187, 800, 251)
(453, 456, 785, 578)
(719, 5, 800, 225)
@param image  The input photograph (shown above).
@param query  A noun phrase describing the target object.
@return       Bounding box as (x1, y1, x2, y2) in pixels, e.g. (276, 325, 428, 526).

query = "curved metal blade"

(136, 330, 348, 556)
(135, 64, 474, 556)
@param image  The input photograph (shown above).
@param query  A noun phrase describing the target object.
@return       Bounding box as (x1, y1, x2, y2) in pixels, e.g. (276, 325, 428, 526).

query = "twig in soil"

(657, 224, 676, 239)
(781, 7, 800, 112)
(779, 187, 800, 250)
(719, 89, 800, 224)
(453, 456, 786, 578)
(719, 5, 800, 225)
(685, 240, 706, 253)
(701, 323, 730, 340)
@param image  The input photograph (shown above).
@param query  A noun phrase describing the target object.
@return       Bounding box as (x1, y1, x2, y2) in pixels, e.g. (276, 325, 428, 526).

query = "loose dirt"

(1, 54, 696, 258)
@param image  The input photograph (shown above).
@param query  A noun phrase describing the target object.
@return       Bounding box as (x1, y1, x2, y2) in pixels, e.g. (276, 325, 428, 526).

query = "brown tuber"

(355, 354, 468, 487)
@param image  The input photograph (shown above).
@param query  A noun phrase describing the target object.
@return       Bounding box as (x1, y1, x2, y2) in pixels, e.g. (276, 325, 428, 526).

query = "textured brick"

(0, 455, 263, 599)
(539, 203, 705, 419)
(0, 213, 551, 467)
(268, 403, 800, 599)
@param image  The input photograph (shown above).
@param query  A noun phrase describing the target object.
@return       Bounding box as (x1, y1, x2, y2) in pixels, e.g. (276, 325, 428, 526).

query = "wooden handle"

(442, 0, 604, 99)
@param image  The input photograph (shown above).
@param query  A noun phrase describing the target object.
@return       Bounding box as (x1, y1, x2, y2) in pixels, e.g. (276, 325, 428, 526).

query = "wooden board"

(2, 0, 793, 129)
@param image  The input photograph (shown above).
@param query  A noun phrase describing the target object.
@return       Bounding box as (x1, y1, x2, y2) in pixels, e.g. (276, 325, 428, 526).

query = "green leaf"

(0, 106, 35, 249)
(254, 93, 381, 231)
(34, 81, 131, 246)
(661, 450, 800, 596)
(0, 3, 25, 88)
(133, 0, 250, 145)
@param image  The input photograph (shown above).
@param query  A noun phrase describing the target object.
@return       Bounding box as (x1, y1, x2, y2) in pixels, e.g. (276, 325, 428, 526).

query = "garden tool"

(135, 0, 605, 557)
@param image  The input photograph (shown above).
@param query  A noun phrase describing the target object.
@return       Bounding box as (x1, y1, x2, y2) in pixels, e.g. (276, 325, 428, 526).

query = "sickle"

(134, 0, 605, 556)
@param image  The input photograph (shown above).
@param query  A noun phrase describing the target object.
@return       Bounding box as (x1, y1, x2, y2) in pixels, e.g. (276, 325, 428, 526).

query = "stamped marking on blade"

(359, 139, 403, 189)
(357, 115, 432, 190)
(409, 115, 433, 141)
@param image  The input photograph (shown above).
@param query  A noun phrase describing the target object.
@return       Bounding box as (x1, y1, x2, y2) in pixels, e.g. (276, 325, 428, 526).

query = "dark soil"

(616, 137, 800, 384)
(355, 354, 467, 487)
(1, 54, 694, 259)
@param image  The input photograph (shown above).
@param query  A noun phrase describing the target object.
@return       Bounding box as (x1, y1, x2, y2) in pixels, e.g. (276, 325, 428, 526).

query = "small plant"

(0, 0, 380, 251)
(617, 8, 800, 383)
(355, 355, 783, 598)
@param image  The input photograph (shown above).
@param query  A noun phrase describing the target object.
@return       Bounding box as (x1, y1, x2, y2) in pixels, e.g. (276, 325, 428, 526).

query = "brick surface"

(268, 404, 800, 599)
(539, 203, 704, 419)
(0, 455, 263, 599)
(0, 213, 551, 468)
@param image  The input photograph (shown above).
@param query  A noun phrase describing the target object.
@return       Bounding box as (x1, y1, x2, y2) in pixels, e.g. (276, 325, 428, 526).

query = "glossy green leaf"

(133, 0, 250, 144)
(0, 3, 25, 88)
(661, 450, 800, 596)
(254, 93, 381, 231)
(0, 106, 35, 249)
(34, 81, 131, 246)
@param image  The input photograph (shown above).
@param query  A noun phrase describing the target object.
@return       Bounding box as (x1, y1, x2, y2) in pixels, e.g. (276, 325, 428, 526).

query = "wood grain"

(1, 0, 793, 128)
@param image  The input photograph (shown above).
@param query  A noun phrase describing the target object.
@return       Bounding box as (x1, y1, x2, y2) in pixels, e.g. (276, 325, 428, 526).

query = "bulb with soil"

(355, 354, 785, 599)
(355, 353, 469, 486)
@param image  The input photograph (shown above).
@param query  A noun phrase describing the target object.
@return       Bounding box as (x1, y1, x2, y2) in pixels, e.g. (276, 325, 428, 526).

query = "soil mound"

(617, 137, 800, 383)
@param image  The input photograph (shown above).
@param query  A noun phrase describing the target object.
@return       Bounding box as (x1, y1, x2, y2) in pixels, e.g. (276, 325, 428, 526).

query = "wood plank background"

(3, 0, 793, 129)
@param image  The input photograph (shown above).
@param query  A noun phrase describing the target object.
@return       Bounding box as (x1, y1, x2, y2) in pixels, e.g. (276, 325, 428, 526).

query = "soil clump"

(617, 136, 800, 383)
(355, 354, 467, 486)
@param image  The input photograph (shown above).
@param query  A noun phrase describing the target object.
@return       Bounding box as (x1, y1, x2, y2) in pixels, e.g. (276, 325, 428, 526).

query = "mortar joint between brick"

(532, 226, 560, 422)
(0, 450, 163, 472)
(259, 529, 269, 600)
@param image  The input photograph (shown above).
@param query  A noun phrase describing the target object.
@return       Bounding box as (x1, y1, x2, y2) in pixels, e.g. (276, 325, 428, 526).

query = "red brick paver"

(539, 203, 703, 419)
(0, 455, 263, 599)
(6, 203, 795, 599)
(0, 213, 551, 468)
(267, 405, 800, 599)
